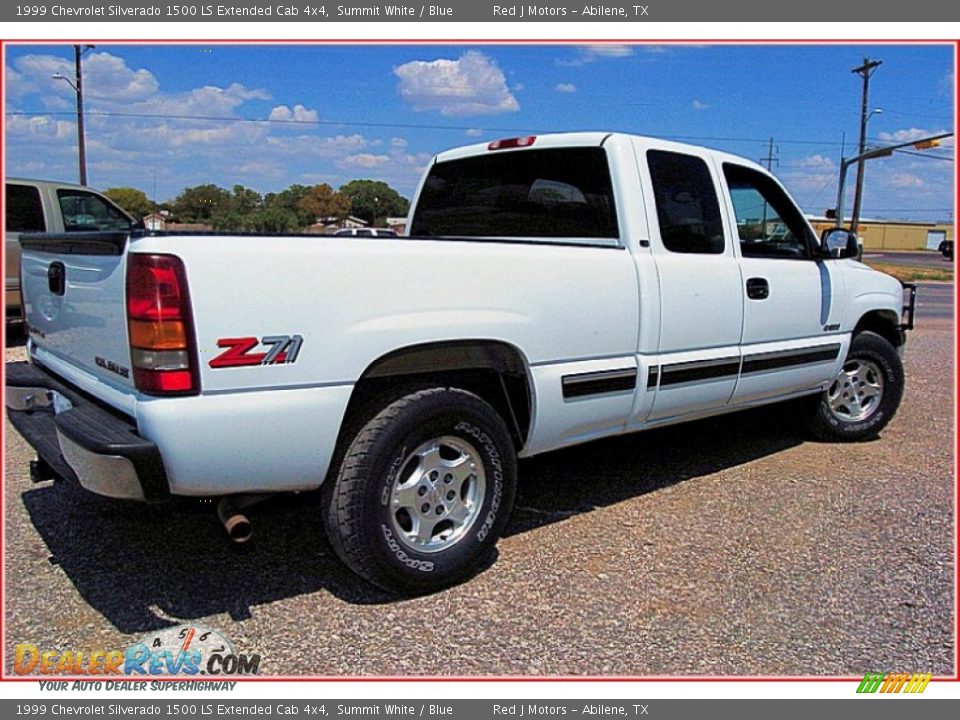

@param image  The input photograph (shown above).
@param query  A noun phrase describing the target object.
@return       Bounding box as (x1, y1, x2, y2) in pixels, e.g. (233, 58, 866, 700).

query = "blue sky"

(4, 43, 954, 221)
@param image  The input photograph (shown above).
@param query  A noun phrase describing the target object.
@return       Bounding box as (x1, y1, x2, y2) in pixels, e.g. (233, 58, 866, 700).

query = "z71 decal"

(209, 335, 303, 368)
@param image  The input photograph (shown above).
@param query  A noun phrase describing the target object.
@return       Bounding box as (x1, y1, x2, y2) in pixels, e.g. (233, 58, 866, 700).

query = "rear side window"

(647, 150, 725, 254)
(57, 189, 132, 232)
(6, 184, 46, 233)
(410, 147, 619, 241)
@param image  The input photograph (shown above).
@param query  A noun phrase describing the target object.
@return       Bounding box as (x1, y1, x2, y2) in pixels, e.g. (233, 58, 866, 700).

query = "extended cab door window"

(647, 150, 725, 254)
(723, 164, 816, 260)
(57, 189, 132, 232)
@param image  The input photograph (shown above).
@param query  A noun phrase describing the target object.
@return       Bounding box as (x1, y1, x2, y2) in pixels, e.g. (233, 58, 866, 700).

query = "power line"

(893, 148, 954, 162)
(876, 108, 954, 123)
(4, 109, 852, 148)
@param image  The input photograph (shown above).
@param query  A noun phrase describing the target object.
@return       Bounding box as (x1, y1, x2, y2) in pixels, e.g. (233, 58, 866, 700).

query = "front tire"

(324, 387, 517, 594)
(804, 331, 904, 442)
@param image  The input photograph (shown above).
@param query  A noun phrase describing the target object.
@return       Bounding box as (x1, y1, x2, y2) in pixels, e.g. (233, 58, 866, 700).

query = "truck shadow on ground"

(20, 403, 807, 633)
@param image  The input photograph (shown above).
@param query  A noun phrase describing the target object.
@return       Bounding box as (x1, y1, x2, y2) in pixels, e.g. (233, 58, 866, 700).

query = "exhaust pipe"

(216, 494, 268, 544)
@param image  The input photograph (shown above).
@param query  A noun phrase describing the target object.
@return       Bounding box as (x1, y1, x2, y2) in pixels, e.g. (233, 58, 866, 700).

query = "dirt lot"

(3, 294, 954, 677)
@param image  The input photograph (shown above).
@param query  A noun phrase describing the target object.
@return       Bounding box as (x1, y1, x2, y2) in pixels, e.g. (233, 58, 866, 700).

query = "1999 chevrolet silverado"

(5, 132, 914, 593)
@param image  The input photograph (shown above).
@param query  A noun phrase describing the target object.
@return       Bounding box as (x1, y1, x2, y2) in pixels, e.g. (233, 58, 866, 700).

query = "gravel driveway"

(3, 312, 954, 677)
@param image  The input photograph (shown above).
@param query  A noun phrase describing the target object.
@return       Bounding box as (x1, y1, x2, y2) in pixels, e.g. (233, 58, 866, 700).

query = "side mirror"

(821, 227, 860, 259)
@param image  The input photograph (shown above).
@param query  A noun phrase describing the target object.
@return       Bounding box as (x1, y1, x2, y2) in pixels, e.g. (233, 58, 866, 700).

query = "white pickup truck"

(6, 132, 914, 593)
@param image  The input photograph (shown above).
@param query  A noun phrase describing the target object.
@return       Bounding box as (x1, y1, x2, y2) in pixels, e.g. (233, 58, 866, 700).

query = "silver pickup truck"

(5, 178, 135, 321)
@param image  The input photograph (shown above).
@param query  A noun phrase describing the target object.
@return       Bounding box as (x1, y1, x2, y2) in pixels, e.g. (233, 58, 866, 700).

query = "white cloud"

(583, 44, 634, 58)
(555, 83, 577, 93)
(890, 173, 925, 188)
(339, 153, 391, 169)
(394, 50, 519, 117)
(558, 44, 635, 66)
(692, 99, 710, 111)
(465, 128, 484, 137)
(877, 127, 951, 144)
(390, 137, 409, 148)
(10, 51, 160, 104)
(512, 82, 525, 91)
(268, 104, 319, 123)
(796, 154, 835, 169)
(4, 113, 76, 142)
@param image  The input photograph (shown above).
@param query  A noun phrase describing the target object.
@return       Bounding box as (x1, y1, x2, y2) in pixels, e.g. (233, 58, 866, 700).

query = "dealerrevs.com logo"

(15, 625, 261, 676)
(856, 672, 932, 694)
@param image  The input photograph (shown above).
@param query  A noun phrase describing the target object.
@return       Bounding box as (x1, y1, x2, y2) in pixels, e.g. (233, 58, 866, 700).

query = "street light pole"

(834, 131, 953, 229)
(849, 57, 883, 234)
(74, 45, 87, 186)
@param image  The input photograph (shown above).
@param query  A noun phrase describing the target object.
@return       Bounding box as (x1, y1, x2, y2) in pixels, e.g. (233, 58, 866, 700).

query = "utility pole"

(849, 56, 882, 234)
(759, 137, 778, 237)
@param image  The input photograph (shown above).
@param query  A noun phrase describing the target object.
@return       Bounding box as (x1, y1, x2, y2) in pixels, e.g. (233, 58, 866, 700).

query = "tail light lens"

(126, 254, 200, 395)
(488, 136, 536, 151)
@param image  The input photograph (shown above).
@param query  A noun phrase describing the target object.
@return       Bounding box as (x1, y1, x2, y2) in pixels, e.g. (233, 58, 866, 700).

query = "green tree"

(264, 184, 314, 227)
(250, 206, 301, 233)
(211, 209, 252, 232)
(103, 187, 153, 219)
(171, 184, 232, 223)
(231, 184, 262, 215)
(339, 180, 409, 225)
(298, 184, 351, 225)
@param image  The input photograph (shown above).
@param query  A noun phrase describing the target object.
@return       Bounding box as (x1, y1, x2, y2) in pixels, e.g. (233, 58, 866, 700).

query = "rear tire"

(803, 331, 904, 442)
(324, 387, 517, 594)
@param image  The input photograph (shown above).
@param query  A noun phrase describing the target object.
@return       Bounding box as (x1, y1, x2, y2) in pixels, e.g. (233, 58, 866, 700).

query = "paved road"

(915, 282, 954, 323)
(4, 320, 955, 677)
(864, 250, 954, 269)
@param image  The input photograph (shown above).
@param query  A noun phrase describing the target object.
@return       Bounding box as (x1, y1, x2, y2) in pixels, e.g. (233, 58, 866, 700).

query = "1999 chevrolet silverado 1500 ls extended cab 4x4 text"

(5, 132, 915, 593)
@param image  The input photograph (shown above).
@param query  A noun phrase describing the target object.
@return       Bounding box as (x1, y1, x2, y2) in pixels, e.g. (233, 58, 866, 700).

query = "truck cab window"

(647, 150, 725, 254)
(723, 164, 815, 259)
(57, 189, 132, 232)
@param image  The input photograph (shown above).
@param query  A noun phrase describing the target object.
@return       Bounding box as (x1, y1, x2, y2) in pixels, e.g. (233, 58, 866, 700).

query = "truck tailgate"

(19, 232, 135, 391)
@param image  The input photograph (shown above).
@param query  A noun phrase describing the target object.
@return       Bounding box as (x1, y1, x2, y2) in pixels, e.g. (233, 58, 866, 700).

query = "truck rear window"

(410, 147, 619, 242)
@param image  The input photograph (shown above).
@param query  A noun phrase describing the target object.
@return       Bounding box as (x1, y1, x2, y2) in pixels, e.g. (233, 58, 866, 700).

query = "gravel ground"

(3, 313, 954, 677)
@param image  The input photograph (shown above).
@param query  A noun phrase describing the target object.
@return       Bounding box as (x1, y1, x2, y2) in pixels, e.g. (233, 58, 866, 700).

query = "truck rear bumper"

(5, 361, 169, 502)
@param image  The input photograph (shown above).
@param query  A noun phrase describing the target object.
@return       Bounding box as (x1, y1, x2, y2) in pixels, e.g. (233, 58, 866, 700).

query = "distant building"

(305, 215, 369, 234)
(809, 216, 954, 251)
(141, 211, 212, 233)
(385, 217, 407, 235)
(142, 212, 167, 231)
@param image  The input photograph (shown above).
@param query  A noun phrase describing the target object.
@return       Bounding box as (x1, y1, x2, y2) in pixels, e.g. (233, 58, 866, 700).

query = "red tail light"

(126, 254, 200, 395)
(488, 136, 536, 151)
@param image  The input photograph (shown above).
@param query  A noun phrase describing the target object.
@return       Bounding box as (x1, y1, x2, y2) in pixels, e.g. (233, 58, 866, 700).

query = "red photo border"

(0, 36, 957, 685)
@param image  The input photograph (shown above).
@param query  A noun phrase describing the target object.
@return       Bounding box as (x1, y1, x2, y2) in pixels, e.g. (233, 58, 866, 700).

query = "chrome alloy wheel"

(826, 359, 884, 423)
(388, 436, 486, 554)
